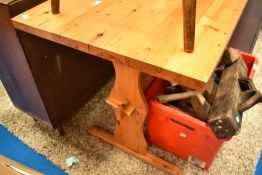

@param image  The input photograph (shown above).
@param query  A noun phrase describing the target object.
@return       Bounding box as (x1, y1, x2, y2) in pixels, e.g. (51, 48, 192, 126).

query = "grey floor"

(0, 32, 261, 175)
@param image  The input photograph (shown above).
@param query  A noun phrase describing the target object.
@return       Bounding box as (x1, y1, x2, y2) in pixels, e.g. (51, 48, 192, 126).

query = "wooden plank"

(0, 155, 43, 175)
(12, 0, 247, 90)
(89, 127, 181, 175)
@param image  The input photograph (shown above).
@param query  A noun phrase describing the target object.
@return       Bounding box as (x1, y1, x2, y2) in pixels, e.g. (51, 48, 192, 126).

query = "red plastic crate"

(145, 53, 258, 170)
(242, 52, 258, 79)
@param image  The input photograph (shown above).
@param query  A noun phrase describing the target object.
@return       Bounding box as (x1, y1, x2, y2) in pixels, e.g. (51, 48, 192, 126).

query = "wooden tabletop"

(12, 0, 247, 90)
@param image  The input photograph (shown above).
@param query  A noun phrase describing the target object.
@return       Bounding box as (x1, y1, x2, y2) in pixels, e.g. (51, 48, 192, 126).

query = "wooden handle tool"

(51, 0, 60, 14)
(182, 0, 197, 53)
(190, 94, 211, 122)
(157, 91, 200, 104)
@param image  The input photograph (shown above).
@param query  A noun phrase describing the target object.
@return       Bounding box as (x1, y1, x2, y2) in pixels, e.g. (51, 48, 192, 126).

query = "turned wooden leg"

(89, 62, 181, 175)
(51, 0, 60, 14)
(183, 0, 197, 53)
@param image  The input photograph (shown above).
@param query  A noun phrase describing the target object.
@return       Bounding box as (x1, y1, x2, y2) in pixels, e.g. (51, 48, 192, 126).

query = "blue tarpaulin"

(256, 151, 262, 175)
(0, 124, 67, 175)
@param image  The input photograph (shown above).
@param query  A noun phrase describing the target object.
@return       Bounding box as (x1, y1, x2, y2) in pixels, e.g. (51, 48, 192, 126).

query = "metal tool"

(208, 58, 262, 139)
(157, 91, 200, 104)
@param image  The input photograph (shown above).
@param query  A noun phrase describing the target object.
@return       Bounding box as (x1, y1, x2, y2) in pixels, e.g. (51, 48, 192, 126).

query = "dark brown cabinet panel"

(229, 0, 262, 52)
(0, 0, 114, 129)
(18, 31, 114, 128)
(0, 1, 51, 125)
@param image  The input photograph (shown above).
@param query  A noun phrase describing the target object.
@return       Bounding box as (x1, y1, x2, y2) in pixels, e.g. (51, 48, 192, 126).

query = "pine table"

(12, 0, 247, 174)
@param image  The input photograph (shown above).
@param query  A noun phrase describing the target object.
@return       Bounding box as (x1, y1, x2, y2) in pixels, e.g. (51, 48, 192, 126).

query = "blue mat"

(256, 151, 262, 175)
(0, 124, 67, 175)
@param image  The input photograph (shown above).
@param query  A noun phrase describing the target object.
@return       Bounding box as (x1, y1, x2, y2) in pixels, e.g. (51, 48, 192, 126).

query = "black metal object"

(238, 78, 262, 113)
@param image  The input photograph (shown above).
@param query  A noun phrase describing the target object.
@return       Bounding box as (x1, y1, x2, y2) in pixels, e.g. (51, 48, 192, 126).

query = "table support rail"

(89, 127, 181, 175)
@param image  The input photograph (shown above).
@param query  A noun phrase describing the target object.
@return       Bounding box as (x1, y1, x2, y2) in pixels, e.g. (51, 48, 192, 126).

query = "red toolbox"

(145, 53, 258, 170)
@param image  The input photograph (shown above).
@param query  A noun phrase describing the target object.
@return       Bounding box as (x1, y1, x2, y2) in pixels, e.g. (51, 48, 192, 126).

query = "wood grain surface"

(12, 0, 247, 90)
(0, 155, 43, 175)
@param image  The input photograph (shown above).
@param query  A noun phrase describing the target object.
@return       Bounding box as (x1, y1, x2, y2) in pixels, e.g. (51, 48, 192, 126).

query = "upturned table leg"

(183, 0, 197, 53)
(89, 62, 181, 175)
(51, 0, 60, 14)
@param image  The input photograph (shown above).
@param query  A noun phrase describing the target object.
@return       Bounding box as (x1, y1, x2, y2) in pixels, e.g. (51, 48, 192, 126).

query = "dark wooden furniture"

(229, 0, 262, 52)
(0, 0, 114, 130)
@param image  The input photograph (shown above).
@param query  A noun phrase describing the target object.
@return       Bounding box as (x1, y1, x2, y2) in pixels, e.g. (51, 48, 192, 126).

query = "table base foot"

(89, 126, 181, 175)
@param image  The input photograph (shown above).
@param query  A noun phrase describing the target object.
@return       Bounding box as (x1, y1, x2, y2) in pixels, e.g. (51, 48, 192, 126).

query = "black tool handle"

(238, 78, 262, 113)
(238, 91, 262, 113)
